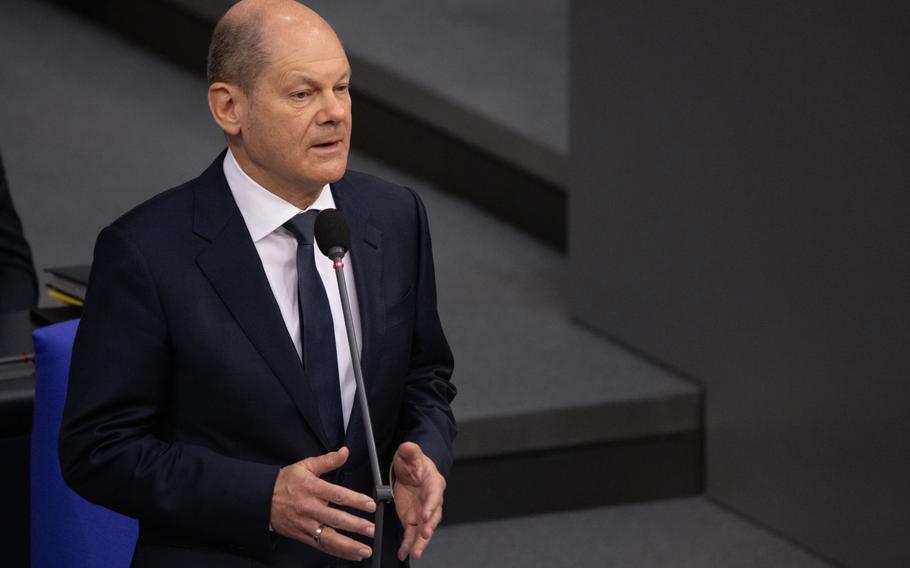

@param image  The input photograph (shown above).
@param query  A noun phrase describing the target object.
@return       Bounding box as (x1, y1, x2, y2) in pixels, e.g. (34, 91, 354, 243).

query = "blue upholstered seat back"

(30, 319, 137, 567)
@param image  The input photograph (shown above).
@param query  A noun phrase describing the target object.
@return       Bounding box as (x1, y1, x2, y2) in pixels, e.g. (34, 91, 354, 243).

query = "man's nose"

(317, 91, 347, 124)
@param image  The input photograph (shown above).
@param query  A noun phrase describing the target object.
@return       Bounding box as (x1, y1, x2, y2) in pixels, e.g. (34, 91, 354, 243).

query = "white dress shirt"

(223, 149, 361, 431)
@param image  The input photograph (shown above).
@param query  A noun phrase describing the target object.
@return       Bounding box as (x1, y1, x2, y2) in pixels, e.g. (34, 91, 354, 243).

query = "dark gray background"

(570, 2, 909, 567)
(2, 0, 907, 565)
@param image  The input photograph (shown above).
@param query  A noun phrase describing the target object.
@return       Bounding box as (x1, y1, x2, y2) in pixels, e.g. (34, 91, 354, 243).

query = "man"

(0, 149, 39, 312)
(59, 1, 456, 566)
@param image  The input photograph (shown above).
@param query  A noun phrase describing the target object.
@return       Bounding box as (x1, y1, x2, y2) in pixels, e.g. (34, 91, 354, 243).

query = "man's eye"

(335, 85, 349, 94)
(292, 91, 310, 100)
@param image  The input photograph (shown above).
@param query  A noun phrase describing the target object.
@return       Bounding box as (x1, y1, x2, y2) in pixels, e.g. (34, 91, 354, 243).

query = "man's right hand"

(270, 447, 375, 562)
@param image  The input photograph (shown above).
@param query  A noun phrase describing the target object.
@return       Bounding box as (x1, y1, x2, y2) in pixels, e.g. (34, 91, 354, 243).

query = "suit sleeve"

(398, 188, 457, 477)
(59, 224, 279, 555)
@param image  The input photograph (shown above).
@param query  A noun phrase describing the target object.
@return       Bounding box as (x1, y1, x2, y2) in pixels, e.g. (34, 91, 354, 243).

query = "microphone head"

(314, 208, 351, 260)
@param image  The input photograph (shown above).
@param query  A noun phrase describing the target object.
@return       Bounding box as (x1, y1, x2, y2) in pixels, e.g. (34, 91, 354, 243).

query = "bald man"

(59, 2, 456, 566)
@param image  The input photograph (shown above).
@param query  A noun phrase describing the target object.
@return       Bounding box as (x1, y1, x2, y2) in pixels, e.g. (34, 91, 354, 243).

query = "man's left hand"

(392, 442, 446, 561)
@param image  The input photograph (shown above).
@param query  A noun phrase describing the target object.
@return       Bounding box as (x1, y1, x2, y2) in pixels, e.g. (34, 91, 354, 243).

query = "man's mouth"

(311, 139, 342, 149)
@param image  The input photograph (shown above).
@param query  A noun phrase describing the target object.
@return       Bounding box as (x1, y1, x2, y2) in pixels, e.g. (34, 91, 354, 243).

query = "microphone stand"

(328, 251, 393, 568)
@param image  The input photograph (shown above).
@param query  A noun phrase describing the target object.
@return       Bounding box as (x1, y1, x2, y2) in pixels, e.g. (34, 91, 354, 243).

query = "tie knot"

(283, 209, 320, 245)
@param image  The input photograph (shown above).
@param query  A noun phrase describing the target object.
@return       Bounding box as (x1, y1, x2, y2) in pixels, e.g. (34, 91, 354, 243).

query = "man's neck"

(228, 144, 323, 210)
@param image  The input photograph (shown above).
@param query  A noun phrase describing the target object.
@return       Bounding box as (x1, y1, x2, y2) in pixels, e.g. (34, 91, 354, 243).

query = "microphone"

(314, 208, 350, 261)
(315, 208, 392, 568)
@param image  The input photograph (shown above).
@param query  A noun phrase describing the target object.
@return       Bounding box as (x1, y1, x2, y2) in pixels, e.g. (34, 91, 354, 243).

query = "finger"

(314, 525, 373, 562)
(398, 522, 420, 562)
(308, 477, 376, 513)
(304, 447, 349, 477)
(396, 441, 422, 461)
(419, 503, 443, 540)
(393, 442, 425, 478)
(421, 476, 445, 521)
(311, 502, 375, 538)
(411, 507, 443, 559)
(394, 443, 433, 486)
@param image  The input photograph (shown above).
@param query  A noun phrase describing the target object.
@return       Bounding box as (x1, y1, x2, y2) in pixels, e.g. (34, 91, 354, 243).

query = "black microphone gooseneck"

(314, 209, 393, 568)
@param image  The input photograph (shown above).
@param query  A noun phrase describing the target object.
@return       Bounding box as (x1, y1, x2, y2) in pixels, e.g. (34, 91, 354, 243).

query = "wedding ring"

(314, 523, 327, 545)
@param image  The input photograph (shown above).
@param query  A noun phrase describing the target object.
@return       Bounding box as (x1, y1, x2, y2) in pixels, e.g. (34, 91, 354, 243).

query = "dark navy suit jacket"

(59, 153, 456, 567)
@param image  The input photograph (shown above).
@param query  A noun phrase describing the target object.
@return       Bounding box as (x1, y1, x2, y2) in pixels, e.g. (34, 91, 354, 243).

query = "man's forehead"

(275, 63, 351, 86)
(262, 17, 346, 63)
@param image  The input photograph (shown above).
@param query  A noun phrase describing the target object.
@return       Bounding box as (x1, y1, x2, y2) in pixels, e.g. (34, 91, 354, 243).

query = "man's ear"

(208, 82, 244, 136)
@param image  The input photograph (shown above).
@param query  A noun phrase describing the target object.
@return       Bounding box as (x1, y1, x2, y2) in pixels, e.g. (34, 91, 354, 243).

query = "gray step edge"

(456, 391, 702, 459)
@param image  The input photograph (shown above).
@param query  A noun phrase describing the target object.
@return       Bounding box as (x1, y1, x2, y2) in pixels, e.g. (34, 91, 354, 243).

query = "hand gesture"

(392, 442, 446, 561)
(271, 447, 376, 562)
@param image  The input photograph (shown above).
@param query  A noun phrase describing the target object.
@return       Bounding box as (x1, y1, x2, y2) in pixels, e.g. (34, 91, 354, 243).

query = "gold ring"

(314, 523, 328, 545)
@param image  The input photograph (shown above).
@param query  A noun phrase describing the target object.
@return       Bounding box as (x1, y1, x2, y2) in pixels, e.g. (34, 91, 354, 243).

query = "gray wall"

(569, 2, 910, 567)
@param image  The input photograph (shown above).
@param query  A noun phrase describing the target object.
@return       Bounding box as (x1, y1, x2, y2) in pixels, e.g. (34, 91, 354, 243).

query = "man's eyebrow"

(282, 70, 352, 86)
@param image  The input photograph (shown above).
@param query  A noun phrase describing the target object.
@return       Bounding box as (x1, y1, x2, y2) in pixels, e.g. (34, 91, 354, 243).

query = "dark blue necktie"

(283, 210, 344, 449)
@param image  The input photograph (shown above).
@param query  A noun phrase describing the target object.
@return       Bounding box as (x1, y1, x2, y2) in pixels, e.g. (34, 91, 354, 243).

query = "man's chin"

(301, 161, 348, 188)
(321, 157, 349, 182)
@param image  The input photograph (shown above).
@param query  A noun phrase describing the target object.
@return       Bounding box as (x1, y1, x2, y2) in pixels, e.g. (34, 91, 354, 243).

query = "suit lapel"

(331, 176, 386, 449)
(192, 155, 332, 451)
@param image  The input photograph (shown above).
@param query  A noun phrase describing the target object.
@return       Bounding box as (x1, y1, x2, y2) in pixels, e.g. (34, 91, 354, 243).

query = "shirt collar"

(222, 148, 337, 242)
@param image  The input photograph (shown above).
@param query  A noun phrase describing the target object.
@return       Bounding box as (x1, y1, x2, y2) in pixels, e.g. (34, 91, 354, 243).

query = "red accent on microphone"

(333, 260, 344, 270)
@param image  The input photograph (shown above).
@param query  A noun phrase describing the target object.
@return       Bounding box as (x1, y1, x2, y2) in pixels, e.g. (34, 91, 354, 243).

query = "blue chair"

(30, 319, 137, 567)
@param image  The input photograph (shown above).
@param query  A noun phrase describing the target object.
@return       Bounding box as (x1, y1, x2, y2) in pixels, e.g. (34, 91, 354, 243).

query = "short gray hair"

(206, 11, 269, 92)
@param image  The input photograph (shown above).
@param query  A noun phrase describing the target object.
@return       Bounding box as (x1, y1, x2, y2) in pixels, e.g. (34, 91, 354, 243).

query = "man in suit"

(59, 1, 456, 566)
(0, 149, 39, 312)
